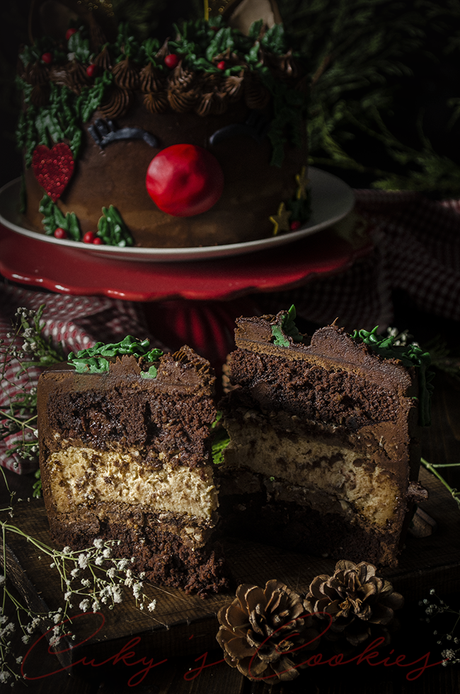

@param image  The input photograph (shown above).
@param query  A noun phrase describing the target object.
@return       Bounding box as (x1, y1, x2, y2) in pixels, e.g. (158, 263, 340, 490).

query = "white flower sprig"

(0, 305, 65, 480)
(1, 475, 158, 686)
(420, 589, 460, 665)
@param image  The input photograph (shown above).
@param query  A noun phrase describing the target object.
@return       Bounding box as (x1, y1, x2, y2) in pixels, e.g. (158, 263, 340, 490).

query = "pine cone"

(217, 579, 320, 684)
(303, 560, 404, 650)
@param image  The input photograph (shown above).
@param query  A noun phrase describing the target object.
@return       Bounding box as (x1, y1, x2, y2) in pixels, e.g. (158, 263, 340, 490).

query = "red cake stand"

(0, 169, 371, 366)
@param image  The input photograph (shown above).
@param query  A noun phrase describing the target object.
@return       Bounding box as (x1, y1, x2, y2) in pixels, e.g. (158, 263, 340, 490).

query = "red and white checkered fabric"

(0, 284, 166, 474)
(260, 190, 460, 329)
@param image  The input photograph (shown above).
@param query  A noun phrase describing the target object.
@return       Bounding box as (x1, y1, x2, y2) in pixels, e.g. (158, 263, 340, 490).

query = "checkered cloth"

(0, 284, 166, 474)
(259, 190, 460, 328)
(2, 189, 459, 474)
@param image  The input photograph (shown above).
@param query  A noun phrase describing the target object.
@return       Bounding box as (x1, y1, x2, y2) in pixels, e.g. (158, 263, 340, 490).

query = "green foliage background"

(1, 0, 460, 194)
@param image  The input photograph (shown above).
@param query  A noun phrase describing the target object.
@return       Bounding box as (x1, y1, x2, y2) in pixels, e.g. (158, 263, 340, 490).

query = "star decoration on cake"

(270, 202, 291, 236)
(295, 166, 310, 200)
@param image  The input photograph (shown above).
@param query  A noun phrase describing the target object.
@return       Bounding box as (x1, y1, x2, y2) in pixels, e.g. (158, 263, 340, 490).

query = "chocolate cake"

(17, 2, 309, 249)
(37, 338, 229, 595)
(219, 308, 431, 568)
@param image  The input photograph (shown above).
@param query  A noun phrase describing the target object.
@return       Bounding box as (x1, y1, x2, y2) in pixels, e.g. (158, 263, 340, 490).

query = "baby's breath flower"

(93, 538, 103, 549)
(78, 554, 89, 569)
(102, 548, 112, 559)
(21, 634, 30, 644)
(148, 600, 157, 612)
(133, 582, 143, 599)
(94, 556, 104, 566)
(79, 599, 90, 612)
(442, 649, 456, 660)
(112, 586, 123, 604)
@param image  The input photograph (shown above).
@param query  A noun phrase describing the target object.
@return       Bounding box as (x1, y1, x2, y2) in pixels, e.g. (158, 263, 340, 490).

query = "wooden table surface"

(1, 305, 460, 694)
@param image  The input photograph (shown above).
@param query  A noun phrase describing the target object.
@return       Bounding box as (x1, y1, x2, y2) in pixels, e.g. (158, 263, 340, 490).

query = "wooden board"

(1, 467, 459, 672)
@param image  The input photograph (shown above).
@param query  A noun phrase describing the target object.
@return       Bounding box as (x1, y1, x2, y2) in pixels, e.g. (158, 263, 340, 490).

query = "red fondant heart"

(32, 143, 75, 202)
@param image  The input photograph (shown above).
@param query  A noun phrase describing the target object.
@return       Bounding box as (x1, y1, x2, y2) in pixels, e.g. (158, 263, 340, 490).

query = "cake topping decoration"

(271, 305, 304, 347)
(269, 202, 291, 236)
(88, 118, 158, 149)
(146, 144, 224, 217)
(351, 326, 434, 426)
(32, 143, 75, 202)
(68, 336, 164, 374)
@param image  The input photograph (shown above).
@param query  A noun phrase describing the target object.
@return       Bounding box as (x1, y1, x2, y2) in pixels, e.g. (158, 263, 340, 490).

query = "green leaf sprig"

(351, 326, 434, 426)
(68, 336, 163, 375)
(271, 305, 304, 347)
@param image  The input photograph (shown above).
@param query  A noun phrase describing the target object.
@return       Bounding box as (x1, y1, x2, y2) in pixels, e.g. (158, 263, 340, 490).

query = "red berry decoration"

(86, 64, 98, 78)
(217, 61, 226, 70)
(83, 231, 96, 244)
(164, 54, 180, 69)
(92, 236, 104, 245)
(146, 144, 224, 217)
(32, 143, 75, 202)
(66, 28, 77, 41)
(41, 52, 53, 64)
(290, 220, 302, 231)
(54, 227, 67, 239)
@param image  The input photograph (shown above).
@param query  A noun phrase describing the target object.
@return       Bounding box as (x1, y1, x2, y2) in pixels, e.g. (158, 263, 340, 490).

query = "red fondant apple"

(145, 144, 224, 217)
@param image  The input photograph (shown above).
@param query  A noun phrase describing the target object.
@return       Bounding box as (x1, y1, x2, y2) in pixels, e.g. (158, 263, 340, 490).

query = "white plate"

(0, 168, 354, 263)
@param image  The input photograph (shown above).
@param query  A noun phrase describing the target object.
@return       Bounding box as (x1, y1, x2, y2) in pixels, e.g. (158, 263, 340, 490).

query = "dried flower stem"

(421, 457, 460, 510)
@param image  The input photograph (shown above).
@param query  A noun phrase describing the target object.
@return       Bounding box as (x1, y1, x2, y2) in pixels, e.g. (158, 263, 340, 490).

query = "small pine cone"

(217, 579, 320, 685)
(304, 560, 404, 650)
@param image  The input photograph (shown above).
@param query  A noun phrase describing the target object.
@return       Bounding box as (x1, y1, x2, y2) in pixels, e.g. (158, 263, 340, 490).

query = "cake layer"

(222, 416, 401, 528)
(39, 348, 216, 468)
(47, 505, 229, 595)
(46, 444, 219, 522)
(229, 347, 415, 431)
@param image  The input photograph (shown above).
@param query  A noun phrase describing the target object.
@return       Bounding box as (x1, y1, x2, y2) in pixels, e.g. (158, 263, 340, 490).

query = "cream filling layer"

(223, 418, 400, 527)
(47, 446, 218, 520)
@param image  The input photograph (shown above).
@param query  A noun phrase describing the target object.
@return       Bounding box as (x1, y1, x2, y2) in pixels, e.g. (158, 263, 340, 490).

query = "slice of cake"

(219, 308, 430, 567)
(37, 337, 229, 595)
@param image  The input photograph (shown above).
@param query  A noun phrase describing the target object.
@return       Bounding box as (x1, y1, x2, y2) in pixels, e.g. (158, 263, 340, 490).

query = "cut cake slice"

(219, 309, 430, 567)
(37, 339, 229, 595)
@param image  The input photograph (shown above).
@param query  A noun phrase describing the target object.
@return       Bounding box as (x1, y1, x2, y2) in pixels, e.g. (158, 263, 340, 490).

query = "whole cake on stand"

(17, 0, 310, 249)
